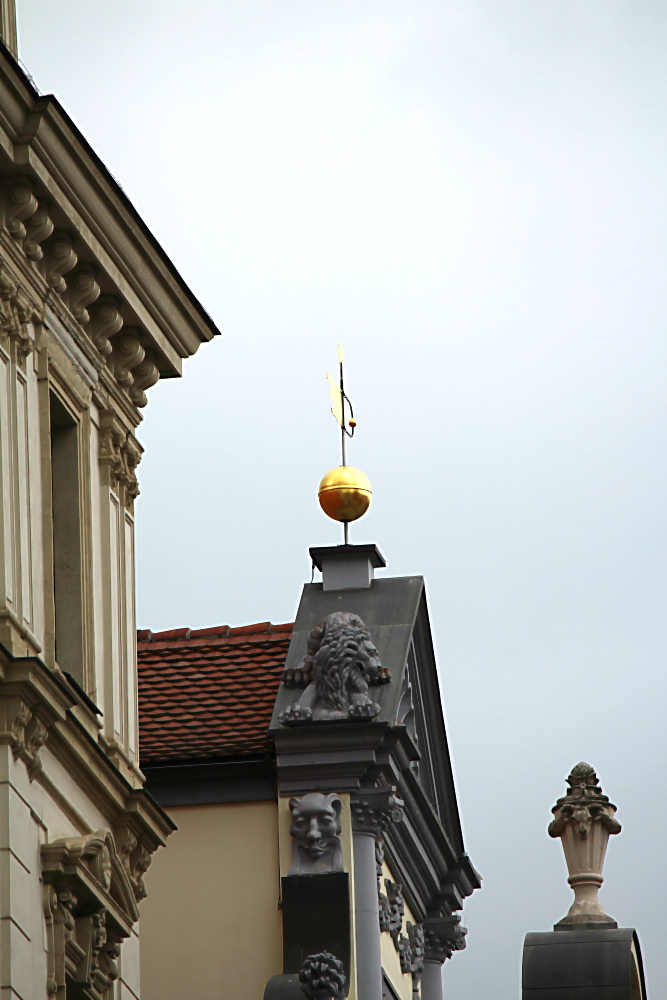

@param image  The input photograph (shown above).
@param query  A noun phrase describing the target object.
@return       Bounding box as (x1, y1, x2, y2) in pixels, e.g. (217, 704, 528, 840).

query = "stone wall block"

(119, 927, 141, 999)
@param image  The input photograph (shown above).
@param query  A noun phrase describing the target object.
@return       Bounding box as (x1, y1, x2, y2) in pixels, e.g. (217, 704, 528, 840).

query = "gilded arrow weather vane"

(318, 344, 371, 545)
(327, 343, 356, 466)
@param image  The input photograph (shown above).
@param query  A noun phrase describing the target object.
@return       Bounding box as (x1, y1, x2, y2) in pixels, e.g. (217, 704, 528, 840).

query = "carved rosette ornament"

(350, 787, 404, 839)
(279, 612, 390, 725)
(548, 762, 621, 928)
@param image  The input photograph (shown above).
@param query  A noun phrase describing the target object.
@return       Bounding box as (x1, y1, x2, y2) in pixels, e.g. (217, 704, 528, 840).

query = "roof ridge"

(138, 621, 294, 644)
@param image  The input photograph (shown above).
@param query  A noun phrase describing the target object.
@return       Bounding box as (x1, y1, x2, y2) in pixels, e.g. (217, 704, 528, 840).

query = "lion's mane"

(313, 616, 373, 710)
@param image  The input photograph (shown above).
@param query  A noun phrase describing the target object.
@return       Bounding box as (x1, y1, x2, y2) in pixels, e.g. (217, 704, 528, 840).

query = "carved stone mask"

(289, 793, 344, 874)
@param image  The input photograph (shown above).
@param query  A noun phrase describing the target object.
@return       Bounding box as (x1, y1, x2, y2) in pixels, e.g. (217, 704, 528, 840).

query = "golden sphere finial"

(318, 465, 372, 522)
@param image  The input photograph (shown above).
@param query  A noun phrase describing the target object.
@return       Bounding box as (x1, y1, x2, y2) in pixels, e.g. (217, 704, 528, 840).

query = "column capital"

(350, 787, 404, 838)
(423, 915, 467, 964)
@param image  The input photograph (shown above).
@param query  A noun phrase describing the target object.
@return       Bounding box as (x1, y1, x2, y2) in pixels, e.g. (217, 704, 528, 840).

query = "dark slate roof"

(137, 622, 292, 765)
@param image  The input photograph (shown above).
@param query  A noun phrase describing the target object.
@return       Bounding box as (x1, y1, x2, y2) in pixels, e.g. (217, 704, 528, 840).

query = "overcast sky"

(18, 2, 667, 996)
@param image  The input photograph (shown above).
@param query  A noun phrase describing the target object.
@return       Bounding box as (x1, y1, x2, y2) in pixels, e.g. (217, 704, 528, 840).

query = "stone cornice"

(0, 641, 174, 854)
(6, 87, 219, 358)
(274, 722, 479, 925)
(0, 46, 219, 417)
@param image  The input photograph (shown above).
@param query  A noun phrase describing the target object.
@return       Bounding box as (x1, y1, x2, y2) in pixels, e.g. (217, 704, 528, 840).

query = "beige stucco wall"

(140, 800, 282, 1000)
(380, 859, 417, 1000)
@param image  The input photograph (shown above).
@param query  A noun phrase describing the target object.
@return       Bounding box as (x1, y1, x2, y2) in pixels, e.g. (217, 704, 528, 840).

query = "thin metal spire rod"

(340, 357, 346, 467)
(341, 357, 348, 544)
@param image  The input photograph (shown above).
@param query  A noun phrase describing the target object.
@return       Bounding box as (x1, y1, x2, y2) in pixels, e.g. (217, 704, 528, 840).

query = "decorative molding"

(350, 787, 403, 839)
(41, 829, 139, 1000)
(0, 180, 168, 413)
(115, 825, 152, 902)
(299, 952, 347, 1000)
(384, 880, 404, 947)
(98, 410, 143, 508)
(288, 792, 344, 874)
(407, 922, 425, 997)
(398, 934, 412, 975)
(548, 762, 621, 928)
(279, 612, 390, 725)
(0, 694, 50, 780)
(0, 262, 39, 360)
(376, 840, 391, 931)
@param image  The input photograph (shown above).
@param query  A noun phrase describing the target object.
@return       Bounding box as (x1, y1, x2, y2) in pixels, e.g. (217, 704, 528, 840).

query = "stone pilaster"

(351, 788, 404, 1000)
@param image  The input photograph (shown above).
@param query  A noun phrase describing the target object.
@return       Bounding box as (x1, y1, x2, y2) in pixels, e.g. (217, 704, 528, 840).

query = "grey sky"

(18, 2, 667, 996)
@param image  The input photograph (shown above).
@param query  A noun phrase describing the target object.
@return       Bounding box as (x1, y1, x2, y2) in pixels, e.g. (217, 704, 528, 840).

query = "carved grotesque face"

(289, 793, 342, 858)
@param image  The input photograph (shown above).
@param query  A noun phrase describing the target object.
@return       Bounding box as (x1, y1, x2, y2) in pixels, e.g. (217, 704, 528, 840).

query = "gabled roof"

(269, 574, 480, 919)
(137, 622, 292, 765)
(270, 577, 467, 857)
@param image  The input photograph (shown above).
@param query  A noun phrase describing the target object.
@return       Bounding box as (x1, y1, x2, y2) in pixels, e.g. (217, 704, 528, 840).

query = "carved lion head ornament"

(279, 612, 390, 725)
(289, 792, 344, 874)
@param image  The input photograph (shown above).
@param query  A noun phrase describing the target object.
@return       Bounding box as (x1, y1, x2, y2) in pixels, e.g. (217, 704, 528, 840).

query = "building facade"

(0, 28, 217, 1000)
(138, 546, 480, 1000)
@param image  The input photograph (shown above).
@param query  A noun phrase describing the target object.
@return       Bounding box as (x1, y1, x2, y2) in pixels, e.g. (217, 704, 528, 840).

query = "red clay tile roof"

(137, 621, 293, 765)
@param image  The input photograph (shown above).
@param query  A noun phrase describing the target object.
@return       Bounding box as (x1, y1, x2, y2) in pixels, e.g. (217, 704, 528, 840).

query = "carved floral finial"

(299, 952, 346, 1000)
(548, 762, 621, 928)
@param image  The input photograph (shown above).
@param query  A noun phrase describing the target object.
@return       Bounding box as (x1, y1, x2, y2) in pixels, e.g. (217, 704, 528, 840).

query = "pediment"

(270, 576, 464, 855)
(42, 828, 139, 928)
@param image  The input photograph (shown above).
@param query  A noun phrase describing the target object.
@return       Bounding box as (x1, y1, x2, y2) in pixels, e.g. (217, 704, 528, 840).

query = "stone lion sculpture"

(279, 612, 390, 725)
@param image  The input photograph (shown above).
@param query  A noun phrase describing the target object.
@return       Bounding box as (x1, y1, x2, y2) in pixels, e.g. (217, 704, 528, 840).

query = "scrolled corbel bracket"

(115, 825, 152, 902)
(0, 694, 49, 781)
(130, 350, 160, 408)
(0, 264, 40, 361)
(69, 265, 101, 327)
(91, 297, 123, 357)
(113, 330, 145, 388)
(98, 409, 143, 509)
(45, 232, 78, 294)
(23, 198, 54, 261)
(5, 180, 38, 241)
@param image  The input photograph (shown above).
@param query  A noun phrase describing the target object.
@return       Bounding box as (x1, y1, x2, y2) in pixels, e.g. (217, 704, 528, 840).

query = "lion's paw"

(278, 703, 313, 726)
(348, 700, 381, 720)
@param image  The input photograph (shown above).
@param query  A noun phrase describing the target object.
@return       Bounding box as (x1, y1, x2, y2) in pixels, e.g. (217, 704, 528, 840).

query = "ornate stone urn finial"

(548, 762, 622, 929)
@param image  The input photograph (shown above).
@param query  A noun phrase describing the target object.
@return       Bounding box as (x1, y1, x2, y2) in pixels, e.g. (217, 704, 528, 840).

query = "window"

(49, 393, 83, 681)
